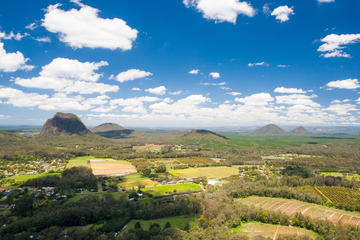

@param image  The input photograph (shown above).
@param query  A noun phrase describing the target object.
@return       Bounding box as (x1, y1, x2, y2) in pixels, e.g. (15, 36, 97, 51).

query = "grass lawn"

(4, 172, 61, 186)
(125, 215, 198, 232)
(118, 173, 158, 189)
(234, 222, 318, 239)
(168, 166, 238, 179)
(142, 183, 202, 196)
(65, 191, 127, 204)
(66, 156, 94, 168)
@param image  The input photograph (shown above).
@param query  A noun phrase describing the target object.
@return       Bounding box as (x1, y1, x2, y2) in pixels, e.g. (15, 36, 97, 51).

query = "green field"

(66, 156, 94, 168)
(321, 172, 360, 181)
(169, 166, 238, 179)
(118, 173, 159, 189)
(65, 191, 127, 204)
(234, 222, 318, 239)
(3, 172, 61, 186)
(238, 196, 360, 227)
(142, 183, 202, 196)
(186, 133, 360, 151)
(125, 215, 198, 232)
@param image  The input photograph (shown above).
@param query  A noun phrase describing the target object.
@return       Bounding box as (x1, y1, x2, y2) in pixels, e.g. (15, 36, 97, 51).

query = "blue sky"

(0, 0, 359, 127)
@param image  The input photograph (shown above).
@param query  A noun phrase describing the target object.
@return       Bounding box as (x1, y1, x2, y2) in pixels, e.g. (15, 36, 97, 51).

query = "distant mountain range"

(251, 124, 313, 136)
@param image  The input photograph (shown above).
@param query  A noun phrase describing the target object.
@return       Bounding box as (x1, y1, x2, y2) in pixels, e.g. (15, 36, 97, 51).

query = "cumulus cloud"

(110, 96, 160, 114)
(42, 2, 138, 50)
(274, 87, 307, 94)
(326, 79, 360, 90)
(111, 69, 152, 83)
(131, 87, 141, 91)
(0, 31, 28, 41)
(209, 72, 220, 79)
(317, 34, 360, 58)
(145, 86, 166, 95)
(271, 6, 294, 22)
(226, 91, 241, 96)
(183, 0, 255, 24)
(15, 57, 119, 94)
(0, 42, 34, 72)
(318, 0, 335, 3)
(0, 86, 112, 111)
(235, 93, 274, 106)
(276, 94, 320, 107)
(169, 91, 183, 95)
(34, 37, 51, 43)
(188, 69, 200, 75)
(326, 103, 357, 115)
(201, 81, 226, 86)
(25, 22, 37, 30)
(248, 61, 269, 67)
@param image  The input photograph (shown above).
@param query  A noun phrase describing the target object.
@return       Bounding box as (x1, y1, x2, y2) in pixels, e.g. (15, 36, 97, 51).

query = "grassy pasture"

(321, 172, 360, 181)
(118, 173, 158, 189)
(4, 172, 60, 186)
(168, 166, 238, 179)
(66, 156, 93, 168)
(142, 183, 202, 196)
(234, 222, 318, 239)
(239, 196, 360, 227)
(125, 215, 198, 232)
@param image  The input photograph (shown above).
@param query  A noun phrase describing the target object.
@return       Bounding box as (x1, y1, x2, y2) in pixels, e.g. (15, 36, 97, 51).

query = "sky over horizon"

(0, 0, 360, 127)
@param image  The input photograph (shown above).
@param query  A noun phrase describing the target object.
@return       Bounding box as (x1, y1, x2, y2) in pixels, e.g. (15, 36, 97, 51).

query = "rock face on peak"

(40, 112, 89, 136)
(91, 123, 125, 133)
(251, 124, 287, 136)
(290, 126, 313, 136)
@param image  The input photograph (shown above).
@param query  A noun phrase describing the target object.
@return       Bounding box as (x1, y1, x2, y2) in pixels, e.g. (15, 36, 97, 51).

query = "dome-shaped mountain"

(251, 124, 287, 136)
(91, 123, 125, 133)
(40, 112, 89, 136)
(182, 129, 228, 141)
(290, 126, 313, 136)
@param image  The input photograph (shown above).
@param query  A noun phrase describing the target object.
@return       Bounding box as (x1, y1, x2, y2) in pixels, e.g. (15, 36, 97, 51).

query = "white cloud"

(183, 0, 255, 24)
(276, 94, 320, 107)
(110, 96, 160, 114)
(220, 86, 231, 90)
(235, 93, 274, 106)
(145, 86, 166, 95)
(318, 0, 335, 3)
(248, 61, 269, 67)
(0, 87, 48, 107)
(131, 87, 141, 91)
(34, 37, 51, 43)
(271, 6, 294, 23)
(112, 69, 152, 83)
(15, 57, 119, 94)
(25, 23, 37, 30)
(189, 69, 200, 75)
(0, 31, 28, 41)
(317, 34, 360, 58)
(277, 64, 289, 68)
(226, 91, 241, 96)
(209, 72, 220, 79)
(326, 79, 360, 90)
(169, 91, 183, 95)
(201, 81, 226, 86)
(326, 104, 357, 115)
(42, 2, 138, 50)
(274, 87, 307, 94)
(0, 42, 34, 72)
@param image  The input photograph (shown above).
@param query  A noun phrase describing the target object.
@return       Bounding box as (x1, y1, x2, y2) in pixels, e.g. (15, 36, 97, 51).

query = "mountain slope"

(40, 112, 89, 136)
(290, 126, 313, 136)
(182, 129, 228, 141)
(92, 123, 125, 133)
(251, 124, 288, 136)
